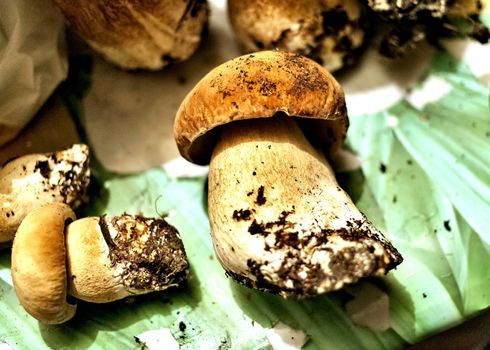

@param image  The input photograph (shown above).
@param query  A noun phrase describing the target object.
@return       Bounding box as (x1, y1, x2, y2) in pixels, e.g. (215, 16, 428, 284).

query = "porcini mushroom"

(12, 203, 77, 324)
(228, 0, 366, 71)
(0, 144, 90, 244)
(53, 0, 209, 70)
(12, 203, 189, 323)
(174, 51, 403, 298)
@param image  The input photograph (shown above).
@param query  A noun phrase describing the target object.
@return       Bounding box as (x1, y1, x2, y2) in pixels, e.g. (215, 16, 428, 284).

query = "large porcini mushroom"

(12, 203, 189, 324)
(174, 51, 403, 298)
(0, 144, 90, 244)
(53, 0, 209, 70)
(227, 0, 366, 71)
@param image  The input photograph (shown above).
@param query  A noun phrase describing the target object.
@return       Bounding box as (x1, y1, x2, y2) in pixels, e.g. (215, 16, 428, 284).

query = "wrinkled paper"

(0, 0, 67, 147)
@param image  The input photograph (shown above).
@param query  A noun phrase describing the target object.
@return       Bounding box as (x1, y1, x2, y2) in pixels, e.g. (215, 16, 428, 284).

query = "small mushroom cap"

(66, 215, 189, 303)
(11, 203, 77, 324)
(53, 0, 209, 70)
(174, 50, 348, 165)
(0, 144, 90, 243)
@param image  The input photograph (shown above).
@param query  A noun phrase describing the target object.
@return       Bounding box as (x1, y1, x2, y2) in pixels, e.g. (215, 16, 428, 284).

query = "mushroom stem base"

(208, 115, 402, 298)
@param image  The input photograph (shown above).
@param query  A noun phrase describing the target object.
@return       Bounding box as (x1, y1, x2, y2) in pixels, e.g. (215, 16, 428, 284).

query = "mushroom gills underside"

(208, 115, 402, 298)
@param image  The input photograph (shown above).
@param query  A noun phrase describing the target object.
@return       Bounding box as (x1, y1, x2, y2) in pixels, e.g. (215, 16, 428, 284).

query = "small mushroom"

(12, 203, 189, 323)
(12, 203, 77, 324)
(174, 51, 402, 298)
(53, 0, 209, 70)
(0, 144, 90, 244)
(227, 0, 366, 71)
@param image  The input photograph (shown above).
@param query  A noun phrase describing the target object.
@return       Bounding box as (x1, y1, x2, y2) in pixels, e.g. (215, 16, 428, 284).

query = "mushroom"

(227, 0, 366, 72)
(174, 51, 403, 298)
(53, 0, 209, 70)
(0, 144, 90, 244)
(12, 203, 77, 324)
(12, 203, 189, 323)
(366, 0, 489, 57)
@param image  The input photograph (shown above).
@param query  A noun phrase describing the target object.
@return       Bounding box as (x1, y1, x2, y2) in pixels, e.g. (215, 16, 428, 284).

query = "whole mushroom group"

(1, 144, 189, 324)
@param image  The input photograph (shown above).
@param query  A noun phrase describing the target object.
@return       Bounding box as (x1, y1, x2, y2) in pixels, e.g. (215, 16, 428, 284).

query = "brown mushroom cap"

(11, 203, 76, 324)
(174, 50, 348, 165)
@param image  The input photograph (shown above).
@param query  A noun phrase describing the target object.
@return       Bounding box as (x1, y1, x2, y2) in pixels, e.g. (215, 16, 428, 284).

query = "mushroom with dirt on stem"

(174, 50, 403, 298)
(227, 0, 367, 72)
(12, 203, 189, 324)
(0, 144, 90, 245)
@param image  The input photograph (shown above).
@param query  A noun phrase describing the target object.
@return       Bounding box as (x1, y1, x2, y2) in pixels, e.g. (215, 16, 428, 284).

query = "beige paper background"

(0, 0, 67, 147)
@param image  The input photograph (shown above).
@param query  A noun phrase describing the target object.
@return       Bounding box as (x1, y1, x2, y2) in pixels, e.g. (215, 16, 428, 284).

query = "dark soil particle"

(443, 220, 451, 231)
(255, 186, 266, 205)
(248, 220, 264, 235)
(232, 209, 252, 221)
(179, 321, 186, 332)
(34, 160, 51, 179)
(379, 163, 387, 173)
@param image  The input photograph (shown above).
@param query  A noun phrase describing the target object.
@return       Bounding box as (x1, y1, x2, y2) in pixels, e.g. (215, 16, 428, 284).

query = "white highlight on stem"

(406, 76, 452, 110)
(265, 322, 308, 350)
(135, 328, 179, 350)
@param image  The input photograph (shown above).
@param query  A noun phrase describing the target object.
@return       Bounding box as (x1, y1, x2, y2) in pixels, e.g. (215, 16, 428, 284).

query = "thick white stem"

(208, 115, 401, 297)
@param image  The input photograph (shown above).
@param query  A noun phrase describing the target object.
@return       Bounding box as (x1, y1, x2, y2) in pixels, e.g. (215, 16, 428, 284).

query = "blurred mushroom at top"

(53, 0, 209, 70)
(227, 0, 366, 72)
(366, 0, 490, 57)
(174, 51, 402, 298)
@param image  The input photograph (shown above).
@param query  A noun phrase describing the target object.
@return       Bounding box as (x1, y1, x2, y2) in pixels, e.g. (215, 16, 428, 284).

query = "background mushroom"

(227, 0, 366, 72)
(11, 203, 189, 324)
(174, 51, 402, 298)
(0, 144, 90, 244)
(366, 0, 490, 57)
(53, 0, 209, 70)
